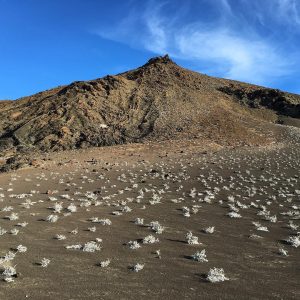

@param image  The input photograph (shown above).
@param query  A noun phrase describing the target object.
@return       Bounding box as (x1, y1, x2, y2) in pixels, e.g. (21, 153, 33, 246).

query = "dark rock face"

(218, 85, 300, 118)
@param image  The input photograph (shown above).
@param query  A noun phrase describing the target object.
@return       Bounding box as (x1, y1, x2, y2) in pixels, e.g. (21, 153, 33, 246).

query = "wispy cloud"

(277, 0, 300, 25)
(219, 0, 233, 15)
(143, 3, 168, 53)
(175, 26, 290, 84)
(94, 0, 298, 86)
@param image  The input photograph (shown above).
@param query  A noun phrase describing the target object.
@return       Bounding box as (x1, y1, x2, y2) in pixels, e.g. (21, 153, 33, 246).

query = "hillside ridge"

(0, 54, 300, 171)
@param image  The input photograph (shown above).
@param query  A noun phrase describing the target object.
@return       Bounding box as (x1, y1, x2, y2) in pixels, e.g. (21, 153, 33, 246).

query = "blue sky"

(0, 0, 300, 99)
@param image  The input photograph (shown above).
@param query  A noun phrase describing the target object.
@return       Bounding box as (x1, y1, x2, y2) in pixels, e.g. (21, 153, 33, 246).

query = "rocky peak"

(144, 54, 175, 67)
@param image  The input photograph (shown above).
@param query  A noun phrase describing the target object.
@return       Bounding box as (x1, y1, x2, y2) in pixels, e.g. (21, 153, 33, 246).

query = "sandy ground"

(0, 140, 299, 299)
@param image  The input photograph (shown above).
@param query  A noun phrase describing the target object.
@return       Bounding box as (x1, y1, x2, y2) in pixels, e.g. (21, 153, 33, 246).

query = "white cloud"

(94, 0, 296, 85)
(174, 26, 290, 84)
(144, 5, 167, 53)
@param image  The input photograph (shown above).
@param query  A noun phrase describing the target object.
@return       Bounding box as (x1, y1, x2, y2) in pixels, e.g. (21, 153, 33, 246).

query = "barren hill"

(0, 55, 300, 170)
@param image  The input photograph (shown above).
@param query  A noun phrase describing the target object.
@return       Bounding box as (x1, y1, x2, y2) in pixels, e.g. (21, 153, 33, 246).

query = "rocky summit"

(0, 55, 300, 171)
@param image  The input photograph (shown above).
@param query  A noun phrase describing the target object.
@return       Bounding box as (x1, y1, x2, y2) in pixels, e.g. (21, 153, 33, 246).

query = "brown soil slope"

(0, 55, 299, 163)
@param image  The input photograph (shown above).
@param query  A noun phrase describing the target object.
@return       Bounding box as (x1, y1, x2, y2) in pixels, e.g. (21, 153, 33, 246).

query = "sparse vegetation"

(0, 56, 299, 297)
